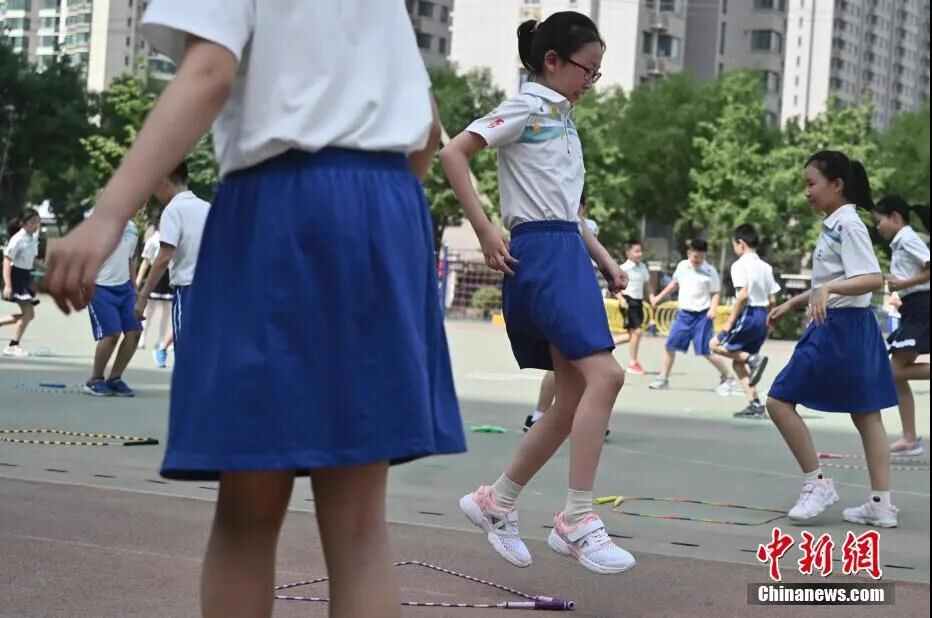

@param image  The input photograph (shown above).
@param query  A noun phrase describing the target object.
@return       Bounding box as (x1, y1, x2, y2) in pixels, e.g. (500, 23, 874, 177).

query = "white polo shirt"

(731, 252, 780, 308)
(673, 260, 721, 312)
(890, 225, 930, 298)
(96, 221, 139, 287)
(141, 0, 432, 178)
(142, 231, 161, 263)
(159, 191, 210, 287)
(3, 229, 38, 270)
(812, 204, 880, 309)
(467, 82, 584, 230)
(621, 260, 650, 300)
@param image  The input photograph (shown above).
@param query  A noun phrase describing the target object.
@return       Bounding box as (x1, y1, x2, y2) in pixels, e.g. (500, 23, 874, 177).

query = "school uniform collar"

(890, 225, 913, 250)
(521, 81, 572, 112)
(823, 203, 856, 230)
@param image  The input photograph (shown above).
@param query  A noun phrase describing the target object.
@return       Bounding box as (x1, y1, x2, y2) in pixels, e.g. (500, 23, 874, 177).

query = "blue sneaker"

(83, 379, 114, 397)
(153, 346, 168, 368)
(107, 377, 135, 398)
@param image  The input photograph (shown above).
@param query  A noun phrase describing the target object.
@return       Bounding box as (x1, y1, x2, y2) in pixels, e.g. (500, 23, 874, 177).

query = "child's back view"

(45, 2, 466, 616)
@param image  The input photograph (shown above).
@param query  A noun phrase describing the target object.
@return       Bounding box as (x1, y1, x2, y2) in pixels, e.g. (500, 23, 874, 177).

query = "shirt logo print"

(488, 117, 505, 129)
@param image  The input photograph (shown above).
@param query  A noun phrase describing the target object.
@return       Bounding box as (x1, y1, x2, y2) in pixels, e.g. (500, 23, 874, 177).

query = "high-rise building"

(782, 0, 930, 129)
(685, 0, 788, 124)
(1, 0, 64, 71)
(407, 0, 454, 67)
(449, 0, 689, 96)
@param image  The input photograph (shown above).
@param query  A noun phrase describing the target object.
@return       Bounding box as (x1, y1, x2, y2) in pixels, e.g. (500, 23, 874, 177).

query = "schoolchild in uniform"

(44, 2, 466, 616)
(711, 224, 781, 418)
(618, 239, 652, 374)
(84, 220, 142, 397)
(442, 12, 634, 575)
(649, 239, 735, 394)
(873, 195, 930, 457)
(2, 209, 41, 357)
(768, 151, 898, 528)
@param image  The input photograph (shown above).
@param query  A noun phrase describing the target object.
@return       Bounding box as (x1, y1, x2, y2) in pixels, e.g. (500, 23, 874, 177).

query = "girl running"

(2, 209, 41, 357)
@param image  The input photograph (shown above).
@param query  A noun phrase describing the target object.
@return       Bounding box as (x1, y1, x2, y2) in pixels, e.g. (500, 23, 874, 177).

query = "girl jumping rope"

(441, 12, 634, 575)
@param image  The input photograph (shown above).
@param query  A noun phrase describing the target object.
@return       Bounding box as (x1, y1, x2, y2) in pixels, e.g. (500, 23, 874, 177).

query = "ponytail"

(805, 150, 873, 210)
(516, 11, 603, 77)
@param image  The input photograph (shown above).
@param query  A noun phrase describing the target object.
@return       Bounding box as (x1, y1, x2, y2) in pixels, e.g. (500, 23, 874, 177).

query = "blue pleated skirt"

(161, 148, 466, 480)
(769, 308, 897, 413)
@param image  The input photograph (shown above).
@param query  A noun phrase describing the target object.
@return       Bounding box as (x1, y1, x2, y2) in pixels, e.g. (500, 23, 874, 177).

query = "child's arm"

(2, 255, 12, 298)
(439, 132, 518, 275)
(408, 97, 442, 181)
(809, 273, 883, 325)
(886, 266, 931, 292)
(768, 289, 809, 327)
(135, 244, 176, 318)
(45, 37, 238, 314)
(580, 221, 626, 294)
(650, 279, 678, 306)
(708, 292, 722, 321)
(135, 259, 151, 289)
(722, 287, 749, 331)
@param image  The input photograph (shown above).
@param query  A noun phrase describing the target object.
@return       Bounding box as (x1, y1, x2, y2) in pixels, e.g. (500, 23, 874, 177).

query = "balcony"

(646, 57, 671, 75)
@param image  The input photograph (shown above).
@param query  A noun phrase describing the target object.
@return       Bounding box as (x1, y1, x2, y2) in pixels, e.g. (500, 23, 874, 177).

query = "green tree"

(879, 101, 930, 205)
(424, 66, 504, 249)
(759, 100, 892, 273)
(686, 71, 772, 269)
(0, 44, 92, 226)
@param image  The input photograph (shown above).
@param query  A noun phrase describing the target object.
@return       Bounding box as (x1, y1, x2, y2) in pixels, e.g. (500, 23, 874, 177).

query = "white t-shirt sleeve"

(767, 266, 781, 295)
(159, 207, 183, 249)
(904, 233, 931, 268)
(672, 261, 686, 283)
(708, 266, 722, 295)
(141, 0, 255, 63)
(2, 233, 21, 260)
(466, 97, 531, 149)
(730, 260, 747, 290)
(840, 221, 880, 278)
(142, 236, 159, 262)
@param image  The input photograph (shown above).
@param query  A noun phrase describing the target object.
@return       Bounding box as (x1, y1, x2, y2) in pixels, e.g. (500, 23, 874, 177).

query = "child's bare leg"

(506, 347, 585, 484)
(201, 471, 294, 618)
(536, 371, 557, 413)
(851, 412, 890, 491)
(733, 360, 757, 401)
(12, 303, 33, 342)
(566, 351, 625, 490)
(766, 397, 819, 473)
(311, 462, 400, 618)
(891, 351, 925, 443)
(705, 353, 731, 379)
(628, 328, 642, 363)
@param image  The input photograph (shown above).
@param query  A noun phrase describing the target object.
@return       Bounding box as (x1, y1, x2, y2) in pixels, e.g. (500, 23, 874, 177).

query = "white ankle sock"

(804, 468, 824, 482)
(531, 410, 544, 422)
(870, 491, 891, 507)
(564, 489, 594, 525)
(491, 474, 523, 510)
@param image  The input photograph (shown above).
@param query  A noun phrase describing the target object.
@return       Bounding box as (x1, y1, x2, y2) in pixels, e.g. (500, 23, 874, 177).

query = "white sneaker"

(2, 345, 28, 358)
(890, 437, 925, 457)
(788, 479, 839, 522)
(716, 377, 738, 397)
(843, 500, 899, 528)
(648, 378, 670, 390)
(548, 512, 636, 574)
(459, 486, 532, 567)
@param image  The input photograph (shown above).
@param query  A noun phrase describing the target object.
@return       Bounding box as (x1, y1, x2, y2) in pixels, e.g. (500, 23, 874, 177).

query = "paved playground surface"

(1, 299, 929, 616)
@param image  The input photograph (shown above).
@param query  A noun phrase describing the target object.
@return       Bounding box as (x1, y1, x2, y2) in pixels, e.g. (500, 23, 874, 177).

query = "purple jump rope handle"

(534, 597, 576, 610)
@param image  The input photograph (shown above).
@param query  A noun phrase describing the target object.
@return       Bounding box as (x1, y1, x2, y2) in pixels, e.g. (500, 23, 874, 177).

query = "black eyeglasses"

(566, 58, 602, 84)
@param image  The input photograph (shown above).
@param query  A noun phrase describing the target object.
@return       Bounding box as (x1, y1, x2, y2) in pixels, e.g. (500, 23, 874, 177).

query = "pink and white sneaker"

(459, 486, 532, 567)
(548, 512, 636, 574)
(627, 361, 646, 375)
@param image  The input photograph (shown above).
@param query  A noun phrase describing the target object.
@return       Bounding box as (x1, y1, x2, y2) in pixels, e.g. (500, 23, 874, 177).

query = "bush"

(770, 307, 807, 340)
(470, 286, 503, 318)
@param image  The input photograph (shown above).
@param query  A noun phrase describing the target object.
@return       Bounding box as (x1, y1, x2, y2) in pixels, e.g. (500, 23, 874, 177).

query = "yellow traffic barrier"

(494, 301, 733, 337)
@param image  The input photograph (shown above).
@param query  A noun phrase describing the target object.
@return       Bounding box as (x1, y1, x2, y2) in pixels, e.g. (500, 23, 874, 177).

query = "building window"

(719, 21, 726, 55)
(718, 62, 724, 75)
(761, 70, 781, 93)
(754, 0, 787, 10)
(418, 1, 434, 18)
(722, 0, 728, 14)
(415, 31, 432, 50)
(39, 35, 57, 47)
(656, 34, 680, 59)
(751, 30, 782, 52)
(126, 36, 131, 46)
(41, 0, 58, 7)
(659, 0, 678, 11)
(6, 1, 33, 10)
(642, 31, 655, 55)
(437, 37, 447, 54)
(440, 5, 449, 23)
